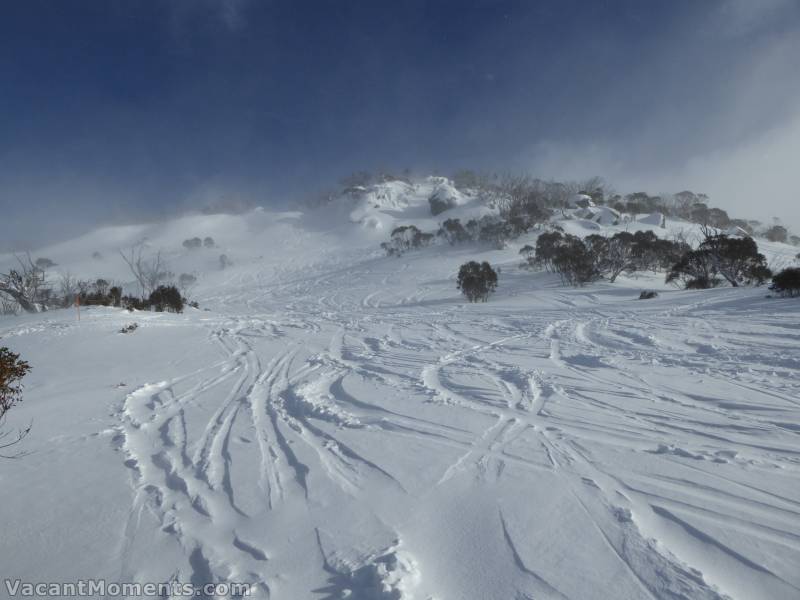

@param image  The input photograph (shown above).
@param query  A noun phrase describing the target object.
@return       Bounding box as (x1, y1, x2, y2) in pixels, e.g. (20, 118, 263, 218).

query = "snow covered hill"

(1, 183, 799, 600)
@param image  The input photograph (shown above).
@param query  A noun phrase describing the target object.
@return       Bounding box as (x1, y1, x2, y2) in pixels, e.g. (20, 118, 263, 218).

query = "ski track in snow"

(105, 276, 800, 599)
(3, 243, 800, 599)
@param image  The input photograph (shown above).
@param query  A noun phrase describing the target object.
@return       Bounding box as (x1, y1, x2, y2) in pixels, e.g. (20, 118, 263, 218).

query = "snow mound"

(427, 177, 467, 212)
(637, 212, 666, 227)
(567, 193, 594, 209)
(334, 547, 421, 599)
(566, 218, 602, 232)
(574, 205, 621, 225)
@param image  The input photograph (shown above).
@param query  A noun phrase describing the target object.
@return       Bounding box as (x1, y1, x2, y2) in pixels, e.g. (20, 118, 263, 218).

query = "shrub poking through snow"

(119, 323, 139, 334)
(148, 285, 184, 313)
(0, 345, 32, 457)
(457, 261, 498, 302)
(771, 268, 800, 297)
(122, 296, 149, 312)
(77, 280, 122, 307)
(639, 291, 659, 300)
(438, 218, 471, 245)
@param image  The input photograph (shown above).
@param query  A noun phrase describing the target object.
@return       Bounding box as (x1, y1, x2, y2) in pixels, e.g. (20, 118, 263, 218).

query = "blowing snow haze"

(1, 0, 800, 246)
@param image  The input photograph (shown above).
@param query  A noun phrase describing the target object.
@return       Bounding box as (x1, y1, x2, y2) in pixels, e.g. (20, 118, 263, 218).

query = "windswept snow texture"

(1, 195, 799, 600)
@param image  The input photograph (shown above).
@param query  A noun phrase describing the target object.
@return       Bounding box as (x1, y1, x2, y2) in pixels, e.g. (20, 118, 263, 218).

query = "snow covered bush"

(457, 261, 498, 302)
(381, 225, 434, 256)
(0, 345, 31, 457)
(595, 232, 636, 282)
(438, 219, 471, 245)
(771, 268, 800, 297)
(503, 193, 551, 236)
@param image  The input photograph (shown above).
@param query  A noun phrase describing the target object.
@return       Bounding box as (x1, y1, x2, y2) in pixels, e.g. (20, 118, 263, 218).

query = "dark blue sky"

(2, 0, 799, 246)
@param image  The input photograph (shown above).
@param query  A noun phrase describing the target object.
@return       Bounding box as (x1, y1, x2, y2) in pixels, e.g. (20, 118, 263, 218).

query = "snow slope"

(1, 191, 799, 600)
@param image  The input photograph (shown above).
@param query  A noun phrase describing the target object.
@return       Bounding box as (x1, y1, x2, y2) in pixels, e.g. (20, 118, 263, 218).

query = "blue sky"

(2, 0, 799, 247)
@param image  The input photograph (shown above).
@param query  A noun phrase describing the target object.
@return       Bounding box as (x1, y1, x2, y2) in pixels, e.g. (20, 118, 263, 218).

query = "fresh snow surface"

(1, 189, 799, 600)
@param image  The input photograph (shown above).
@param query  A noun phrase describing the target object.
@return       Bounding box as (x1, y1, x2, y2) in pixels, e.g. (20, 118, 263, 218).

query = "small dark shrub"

(77, 279, 122, 307)
(203, 236, 215, 248)
(122, 296, 150, 312)
(219, 254, 232, 269)
(149, 285, 184, 313)
(182, 237, 203, 250)
(771, 268, 800, 297)
(119, 323, 139, 334)
(685, 276, 721, 290)
(457, 261, 498, 302)
(639, 291, 659, 300)
(109, 286, 122, 307)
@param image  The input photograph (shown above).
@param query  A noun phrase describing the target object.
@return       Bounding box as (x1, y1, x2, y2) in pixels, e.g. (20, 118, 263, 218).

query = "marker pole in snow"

(75, 294, 80, 322)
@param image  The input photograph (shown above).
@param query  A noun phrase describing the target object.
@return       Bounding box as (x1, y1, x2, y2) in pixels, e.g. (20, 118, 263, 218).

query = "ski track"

(103, 268, 800, 598)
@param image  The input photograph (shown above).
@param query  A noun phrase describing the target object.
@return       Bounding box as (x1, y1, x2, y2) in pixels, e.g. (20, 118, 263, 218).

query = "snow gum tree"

(457, 261, 498, 302)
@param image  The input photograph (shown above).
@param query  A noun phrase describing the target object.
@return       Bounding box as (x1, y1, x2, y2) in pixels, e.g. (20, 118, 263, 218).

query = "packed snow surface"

(1, 191, 799, 600)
